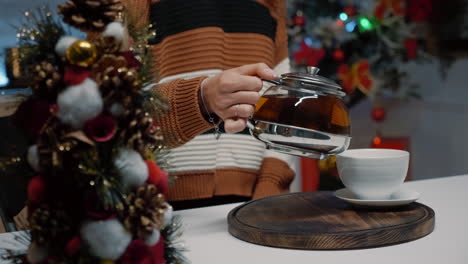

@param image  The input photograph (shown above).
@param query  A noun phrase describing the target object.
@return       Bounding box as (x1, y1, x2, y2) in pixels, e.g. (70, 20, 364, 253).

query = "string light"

(339, 13, 348, 21)
(358, 16, 375, 32)
(373, 136, 382, 146)
(345, 21, 357, 32)
(304, 37, 313, 47)
(359, 17, 371, 28)
(0, 156, 22, 170)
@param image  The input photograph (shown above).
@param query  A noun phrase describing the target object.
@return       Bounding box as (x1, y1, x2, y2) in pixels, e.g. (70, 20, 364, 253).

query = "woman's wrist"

(198, 79, 212, 121)
(198, 78, 220, 124)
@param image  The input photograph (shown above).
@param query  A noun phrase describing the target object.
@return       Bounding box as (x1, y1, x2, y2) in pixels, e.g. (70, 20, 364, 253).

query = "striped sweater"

(127, 0, 296, 202)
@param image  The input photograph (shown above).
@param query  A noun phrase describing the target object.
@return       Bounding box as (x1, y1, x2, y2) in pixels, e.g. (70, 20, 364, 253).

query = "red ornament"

(372, 136, 382, 146)
(28, 176, 46, 204)
(150, 237, 165, 264)
(333, 49, 344, 61)
(84, 192, 116, 220)
(371, 107, 386, 122)
(344, 6, 357, 16)
(374, 3, 386, 22)
(157, 170, 169, 198)
(118, 51, 141, 69)
(146, 160, 162, 186)
(293, 15, 305, 26)
(408, 0, 432, 23)
(404, 39, 418, 60)
(65, 236, 81, 256)
(86, 209, 116, 220)
(374, 0, 405, 21)
(64, 65, 90, 85)
(85, 114, 117, 142)
(293, 41, 325, 66)
(120, 239, 152, 264)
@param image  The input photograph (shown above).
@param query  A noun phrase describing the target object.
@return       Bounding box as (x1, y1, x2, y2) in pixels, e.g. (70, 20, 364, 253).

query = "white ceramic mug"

(336, 148, 410, 200)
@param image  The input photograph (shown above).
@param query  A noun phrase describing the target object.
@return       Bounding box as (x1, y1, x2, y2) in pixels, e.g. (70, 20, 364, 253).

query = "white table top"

(177, 175, 468, 264)
(1, 175, 467, 263)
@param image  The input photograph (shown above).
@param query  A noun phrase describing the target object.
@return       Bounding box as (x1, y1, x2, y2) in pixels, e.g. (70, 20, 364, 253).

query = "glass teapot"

(247, 66, 351, 160)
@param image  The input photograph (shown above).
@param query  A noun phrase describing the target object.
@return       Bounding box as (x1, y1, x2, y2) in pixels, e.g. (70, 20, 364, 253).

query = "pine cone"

(94, 35, 121, 54)
(58, 0, 124, 32)
(31, 61, 62, 100)
(120, 108, 162, 152)
(29, 205, 71, 245)
(91, 54, 127, 84)
(124, 184, 167, 238)
(91, 54, 140, 107)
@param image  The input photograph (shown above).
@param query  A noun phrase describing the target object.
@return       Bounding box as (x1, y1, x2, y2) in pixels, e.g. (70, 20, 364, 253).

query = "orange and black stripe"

(126, 0, 295, 203)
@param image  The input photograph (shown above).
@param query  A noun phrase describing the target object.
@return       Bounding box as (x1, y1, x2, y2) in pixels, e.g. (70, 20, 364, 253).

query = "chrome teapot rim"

(264, 66, 346, 98)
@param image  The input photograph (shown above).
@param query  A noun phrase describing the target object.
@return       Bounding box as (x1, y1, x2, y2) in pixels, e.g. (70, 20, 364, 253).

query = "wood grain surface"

(228, 191, 435, 250)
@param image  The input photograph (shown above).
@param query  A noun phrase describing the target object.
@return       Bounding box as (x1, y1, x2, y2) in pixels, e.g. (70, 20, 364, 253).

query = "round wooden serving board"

(228, 191, 435, 250)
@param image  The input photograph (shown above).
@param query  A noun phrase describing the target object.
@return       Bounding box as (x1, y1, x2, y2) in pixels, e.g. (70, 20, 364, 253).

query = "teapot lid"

(280, 67, 345, 97)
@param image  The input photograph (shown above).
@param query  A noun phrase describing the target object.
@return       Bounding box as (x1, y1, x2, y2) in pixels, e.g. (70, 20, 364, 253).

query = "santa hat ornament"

(54, 36, 78, 57)
(144, 229, 161, 247)
(103, 21, 130, 51)
(80, 218, 132, 260)
(114, 148, 149, 188)
(103, 22, 125, 42)
(56, 78, 103, 129)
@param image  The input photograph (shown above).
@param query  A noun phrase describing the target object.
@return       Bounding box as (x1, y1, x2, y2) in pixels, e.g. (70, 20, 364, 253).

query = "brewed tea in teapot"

(248, 67, 351, 159)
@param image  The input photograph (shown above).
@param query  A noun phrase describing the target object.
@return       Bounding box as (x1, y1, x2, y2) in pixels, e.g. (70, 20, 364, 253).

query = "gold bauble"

(100, 260, 115, 264)
(65, 40, 98, 67)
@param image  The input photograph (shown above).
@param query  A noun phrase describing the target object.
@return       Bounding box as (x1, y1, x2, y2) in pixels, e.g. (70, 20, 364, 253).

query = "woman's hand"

(200, 63, 278, 133)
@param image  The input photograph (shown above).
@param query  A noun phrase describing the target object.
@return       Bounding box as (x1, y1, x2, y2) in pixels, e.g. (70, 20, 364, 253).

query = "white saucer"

(334, 188, 420, 207)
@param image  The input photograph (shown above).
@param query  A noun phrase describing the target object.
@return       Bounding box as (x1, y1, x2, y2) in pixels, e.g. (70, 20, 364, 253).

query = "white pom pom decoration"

(80, 218, 132, 260)
(163, 203, 173, 228)
(57, 78, 103, 129)
(103, 22, 125, 41)
(144, 229, 161, 247)
(114, 148, 149, 188)
(27, 243, 48, 264)
(27, 145, 40, 171)
(55, 36, 78, 57)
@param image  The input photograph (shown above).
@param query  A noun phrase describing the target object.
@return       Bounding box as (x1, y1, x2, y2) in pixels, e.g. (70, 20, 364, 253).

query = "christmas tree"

(287, 0, 434, 107)
(2, 0, 186, 263)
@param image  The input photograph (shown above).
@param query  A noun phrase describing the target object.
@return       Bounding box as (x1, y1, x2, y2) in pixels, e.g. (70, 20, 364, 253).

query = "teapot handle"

(246, 119, 255, 130)
(261, 78, 281, 85)
(246, 119, 262, 141)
